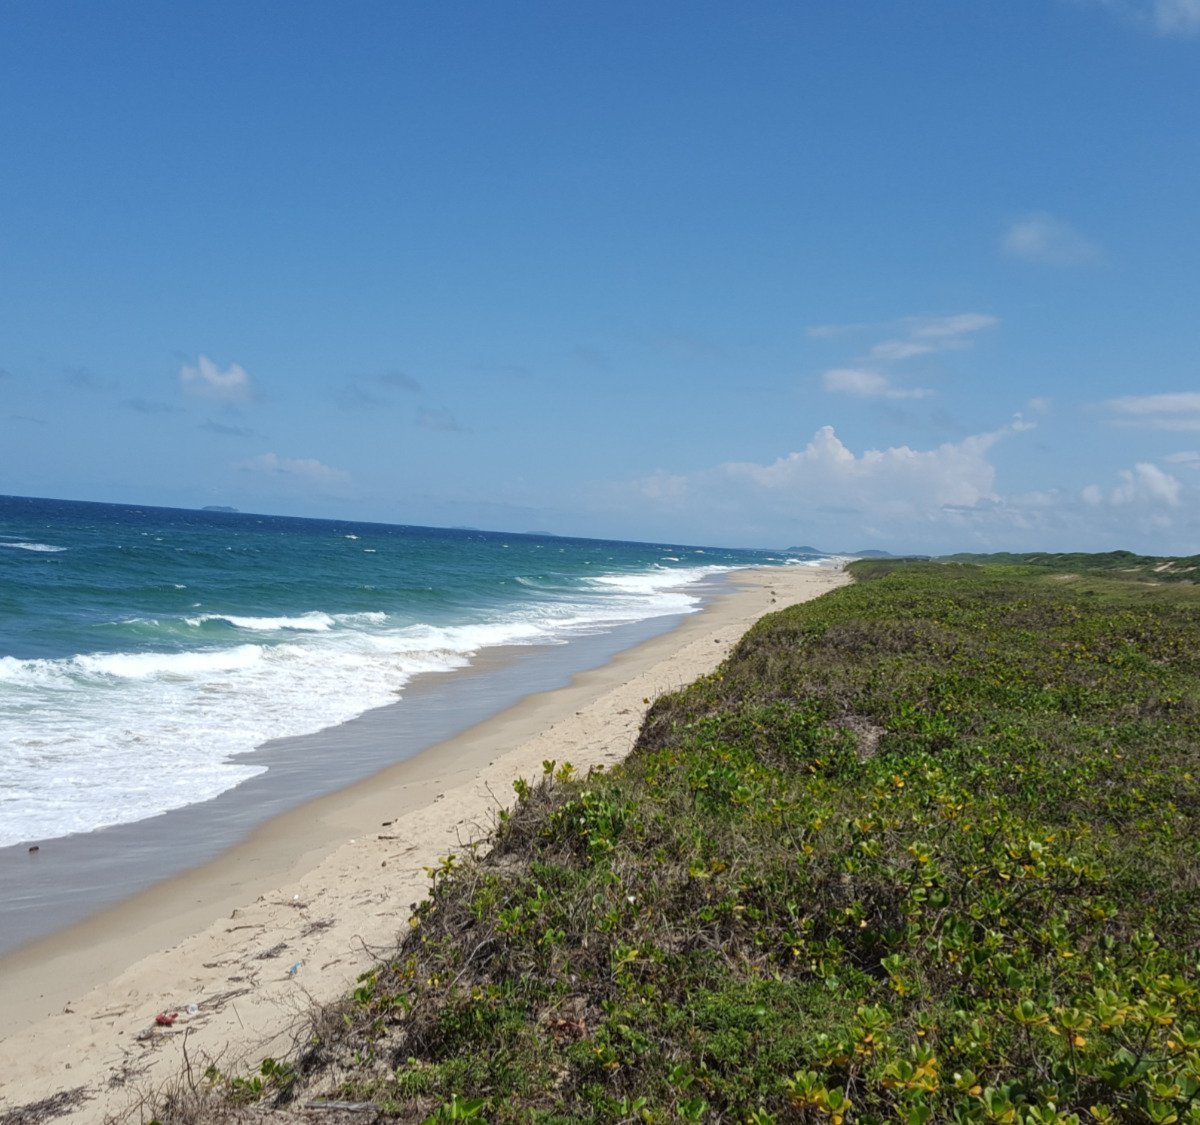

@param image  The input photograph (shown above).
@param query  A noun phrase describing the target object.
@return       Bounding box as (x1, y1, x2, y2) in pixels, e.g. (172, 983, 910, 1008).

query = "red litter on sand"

(155, 1012, 178, 1026)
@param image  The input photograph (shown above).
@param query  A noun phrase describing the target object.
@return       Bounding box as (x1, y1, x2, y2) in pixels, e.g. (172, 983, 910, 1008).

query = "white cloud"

(907, 313, 1000, 341)
(1083, 0, 1200, 35)
(1002, 213, 1102, 267)
(1154, 0, 1200, 33)
(417, 406, 466, 432)
(822, 367, 931, 400)
(814, 311, 998, 401)
(867, 340, 936, 361)
(1084, 462, 1182, 506)
(1103, 392, 1200, 430)
(1165, 451, 1200, 468)
(180, 355, 252, 401)
(720, 419, 1030, 511)
(635, 471, 689, 502)
(600, 413, 1200, 553)
(237, 452, 351, 490)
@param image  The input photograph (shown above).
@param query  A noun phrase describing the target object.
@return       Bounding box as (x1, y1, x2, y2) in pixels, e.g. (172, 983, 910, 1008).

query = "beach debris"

(1, 1086, 92, 1121)
(27, 845, 39, 853)
(287, 960, 302, 976)
(381, 819, 393, 826)
(185, 1003, 200, 1016)
(255, 941, 289, 960)
(154, 1012, 178, 1026)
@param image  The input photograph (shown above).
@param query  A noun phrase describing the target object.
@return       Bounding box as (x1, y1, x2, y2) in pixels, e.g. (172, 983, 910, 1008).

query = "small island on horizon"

(200, 505, 239, 513)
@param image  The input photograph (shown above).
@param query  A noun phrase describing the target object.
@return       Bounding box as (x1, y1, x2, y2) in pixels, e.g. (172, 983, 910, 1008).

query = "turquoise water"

(0, 495, 811, 847)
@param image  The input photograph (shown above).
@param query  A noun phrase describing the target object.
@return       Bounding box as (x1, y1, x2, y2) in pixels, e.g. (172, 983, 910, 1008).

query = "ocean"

(0, 495, 812, 853)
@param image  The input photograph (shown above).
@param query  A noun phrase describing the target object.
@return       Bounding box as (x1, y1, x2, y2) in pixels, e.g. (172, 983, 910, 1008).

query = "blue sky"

(2, 1, 1198, 553)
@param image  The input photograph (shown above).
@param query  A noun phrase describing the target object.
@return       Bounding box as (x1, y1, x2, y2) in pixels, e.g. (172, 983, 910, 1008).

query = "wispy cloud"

(337, 371, 422, 409)
(1153, 0, 1200, 34)
(1002, 212, 1102, 266)
(123, 397, 179, 415)
(1165, 451, 1200, 469)
(822, 368, 932, 400)
(65, 367, 117, 391)
(180, 356, 252, 402)
(815, 312, 998, 401)
(1103, 392, 1200, 430)
(474, 361, 533, 380)
(418, 406, 466, 432)
(1083, 0, 1200, 36)
(572, 346, 612, 372)
(202, 419, 258, 438)
(237, 452, 351, 491)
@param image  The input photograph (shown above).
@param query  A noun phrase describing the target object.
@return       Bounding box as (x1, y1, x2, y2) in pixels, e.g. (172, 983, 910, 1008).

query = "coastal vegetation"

(172, 558, 1200, 1122)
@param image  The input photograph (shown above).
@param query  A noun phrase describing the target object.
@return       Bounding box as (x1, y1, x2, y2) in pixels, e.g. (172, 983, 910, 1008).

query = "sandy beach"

(0, 563, 847, 1123)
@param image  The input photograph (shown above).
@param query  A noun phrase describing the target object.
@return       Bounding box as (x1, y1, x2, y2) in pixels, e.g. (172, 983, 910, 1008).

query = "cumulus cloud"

(180, 356, 252, 401)
(720, 421, 1031, 510)
(816, 312, 997, 401)
(604, 410, 1200, 552)
(1103, 392, 1200, 430)
(629, 418, 1034, 531)
(1083, 462, 1182, 507)
(237, 452, 351, 490)
(1002, 213, 1102, 266)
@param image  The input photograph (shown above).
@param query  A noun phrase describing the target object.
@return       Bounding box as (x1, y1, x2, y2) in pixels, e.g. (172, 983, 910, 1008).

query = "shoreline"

(0, 563, 848, 1123)
(0, 587, 727, 957)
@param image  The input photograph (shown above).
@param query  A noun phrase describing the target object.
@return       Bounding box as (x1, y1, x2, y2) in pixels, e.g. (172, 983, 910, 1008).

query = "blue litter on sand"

(288, 962, 301, 976)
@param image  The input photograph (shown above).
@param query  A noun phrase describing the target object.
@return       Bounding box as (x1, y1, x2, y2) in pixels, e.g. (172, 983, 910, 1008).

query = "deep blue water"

(0, 495, 810, 846)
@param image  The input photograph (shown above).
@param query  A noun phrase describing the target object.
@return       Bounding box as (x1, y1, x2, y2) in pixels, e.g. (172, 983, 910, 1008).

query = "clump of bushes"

(221, 561, 1200, 1122)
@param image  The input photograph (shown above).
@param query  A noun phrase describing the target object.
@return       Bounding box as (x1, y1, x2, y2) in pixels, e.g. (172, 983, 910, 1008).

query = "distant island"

(201, 505, 239, 513)
(784, 545, 893, 558)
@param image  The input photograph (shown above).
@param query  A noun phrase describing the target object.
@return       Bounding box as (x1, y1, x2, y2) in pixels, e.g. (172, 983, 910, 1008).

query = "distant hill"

(201, 505, 239, 513)
(784, 546, 892, 558)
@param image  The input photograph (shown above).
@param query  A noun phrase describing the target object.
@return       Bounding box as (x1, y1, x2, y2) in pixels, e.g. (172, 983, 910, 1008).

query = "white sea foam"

(0, 563, 733, 846)
(0, 541, 67, 553)
(185, 611, 336, 631)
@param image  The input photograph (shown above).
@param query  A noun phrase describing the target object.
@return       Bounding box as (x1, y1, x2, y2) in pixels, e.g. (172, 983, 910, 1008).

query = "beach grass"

(174, 559, 1200, 1122)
